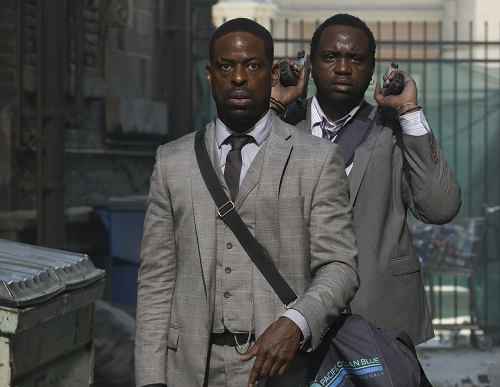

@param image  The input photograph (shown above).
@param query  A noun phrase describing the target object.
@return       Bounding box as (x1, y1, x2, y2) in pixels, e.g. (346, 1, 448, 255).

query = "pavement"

(417, 334, 500, 387)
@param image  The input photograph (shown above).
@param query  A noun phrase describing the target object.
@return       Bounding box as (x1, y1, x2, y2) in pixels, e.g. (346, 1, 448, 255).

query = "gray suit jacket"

(135, 115, 359, 386)
(291, 99, 462, 345)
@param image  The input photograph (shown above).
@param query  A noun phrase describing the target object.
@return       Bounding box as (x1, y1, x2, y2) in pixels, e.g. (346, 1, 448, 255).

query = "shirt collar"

(311, 96, 363, 130)
(215, 110, 273, 148)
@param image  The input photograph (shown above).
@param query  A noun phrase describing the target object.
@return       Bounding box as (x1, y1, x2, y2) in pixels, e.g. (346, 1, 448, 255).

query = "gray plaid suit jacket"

(135, 115, 359, 387)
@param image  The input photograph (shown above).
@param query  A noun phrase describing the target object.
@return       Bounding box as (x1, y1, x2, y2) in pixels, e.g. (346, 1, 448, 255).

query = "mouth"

(331, 82, 353, 93)
(227, 92, 252, 106)
(229, 97, 252, 105)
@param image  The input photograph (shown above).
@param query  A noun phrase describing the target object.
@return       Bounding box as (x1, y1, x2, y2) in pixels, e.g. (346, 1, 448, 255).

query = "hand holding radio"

(279, 50, 309, 87)
(374, 62, 420, 115)
(271, 50, 310, 111)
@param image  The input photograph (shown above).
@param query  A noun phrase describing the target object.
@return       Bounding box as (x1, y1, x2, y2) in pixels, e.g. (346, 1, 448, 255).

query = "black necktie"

(224, 135, 253, 201)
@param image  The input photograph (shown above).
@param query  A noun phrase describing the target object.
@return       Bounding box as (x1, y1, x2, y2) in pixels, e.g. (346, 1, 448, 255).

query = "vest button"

(224, 291, 231, 298)
(227, 242, 233, 249)
(225, 267, 232, 274)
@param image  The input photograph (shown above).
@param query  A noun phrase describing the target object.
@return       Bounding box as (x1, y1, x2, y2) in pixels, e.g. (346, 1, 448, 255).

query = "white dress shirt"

(310, 95, 430, 175)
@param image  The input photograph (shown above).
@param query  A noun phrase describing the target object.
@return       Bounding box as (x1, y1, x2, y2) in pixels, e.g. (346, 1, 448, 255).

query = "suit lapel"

(262, 116, 293, 196)
(239, 116, 292, 209)
(348, 108, 383, 206)
(236, 149, 263, 206)
(192, 123, 219, 294)
(254, 117, 293, 264)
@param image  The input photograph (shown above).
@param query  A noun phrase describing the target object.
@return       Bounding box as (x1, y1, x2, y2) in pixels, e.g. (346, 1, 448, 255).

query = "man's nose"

(334, 58, 351, 74)
(231, 65, 247, 86)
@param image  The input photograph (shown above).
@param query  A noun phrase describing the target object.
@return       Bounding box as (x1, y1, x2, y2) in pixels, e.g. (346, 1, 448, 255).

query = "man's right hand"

(241, 316, 302, 387)
(374, 71, 419, 112)
(271, 59, 309, 108)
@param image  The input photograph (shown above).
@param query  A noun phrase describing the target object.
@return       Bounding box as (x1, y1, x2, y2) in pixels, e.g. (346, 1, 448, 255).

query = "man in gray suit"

(135, 18, 359, 387)
(273, 13, 461, 345)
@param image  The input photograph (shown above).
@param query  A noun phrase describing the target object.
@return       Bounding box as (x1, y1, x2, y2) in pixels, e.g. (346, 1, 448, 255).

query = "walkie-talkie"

(382, 63, 404, 96)
(279, 50, 309, 87)
(278, 50, 310, 109)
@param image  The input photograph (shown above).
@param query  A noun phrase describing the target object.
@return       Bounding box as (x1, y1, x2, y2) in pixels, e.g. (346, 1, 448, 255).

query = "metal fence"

(193, 17, 500, 342)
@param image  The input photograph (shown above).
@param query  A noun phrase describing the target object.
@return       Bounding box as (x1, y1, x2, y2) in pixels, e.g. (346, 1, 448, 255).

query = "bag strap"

(194, 129, 299, 308)
(396, 331, 434, 387)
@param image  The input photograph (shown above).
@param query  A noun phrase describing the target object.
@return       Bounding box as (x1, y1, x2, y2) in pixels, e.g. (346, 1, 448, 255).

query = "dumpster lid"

(0, 239, 105, 307)
(0, 259, 65, 307)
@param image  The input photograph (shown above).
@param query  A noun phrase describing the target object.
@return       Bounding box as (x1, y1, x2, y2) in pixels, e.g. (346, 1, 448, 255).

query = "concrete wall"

(0, 0, 215, 251)
(0, 0, 160, 216)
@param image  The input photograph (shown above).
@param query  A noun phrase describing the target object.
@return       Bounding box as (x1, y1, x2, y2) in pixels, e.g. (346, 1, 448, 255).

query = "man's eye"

(247, 63, 259, 70)
(220, 64, 232, 71)
(351, 56, 361, 63)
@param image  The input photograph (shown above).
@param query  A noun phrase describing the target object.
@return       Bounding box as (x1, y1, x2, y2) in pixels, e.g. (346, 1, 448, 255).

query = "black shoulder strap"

(194, 129, 298, 307)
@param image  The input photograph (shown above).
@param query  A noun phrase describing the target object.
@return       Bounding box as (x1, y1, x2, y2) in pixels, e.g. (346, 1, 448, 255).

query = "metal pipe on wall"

(68, 0, 85, 129)
(15, 0, 23, 150)
(36, 0, 67, 248)
(36, 0, 43, 244)
(166, 0, 192, 140)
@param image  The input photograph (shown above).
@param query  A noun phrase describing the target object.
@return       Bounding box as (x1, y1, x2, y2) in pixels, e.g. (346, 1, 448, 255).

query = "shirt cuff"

(282, 308, 311, 347)
(398, 109, 430, 136)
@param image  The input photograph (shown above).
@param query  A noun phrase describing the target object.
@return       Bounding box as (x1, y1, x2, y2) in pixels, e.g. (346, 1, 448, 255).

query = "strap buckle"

(217, 201, 235, 218)
(285, 296, 299, 309)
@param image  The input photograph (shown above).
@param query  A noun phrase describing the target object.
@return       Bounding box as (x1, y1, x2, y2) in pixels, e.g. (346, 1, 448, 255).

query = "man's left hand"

(271, 59, 308, 107)
(241, 316, 302, 387)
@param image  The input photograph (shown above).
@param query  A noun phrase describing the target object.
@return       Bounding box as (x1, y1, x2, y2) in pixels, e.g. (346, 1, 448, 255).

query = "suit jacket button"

(227, 242, 233, 249)
(224, 292, 231, 298)
(225, 267, 232, 274)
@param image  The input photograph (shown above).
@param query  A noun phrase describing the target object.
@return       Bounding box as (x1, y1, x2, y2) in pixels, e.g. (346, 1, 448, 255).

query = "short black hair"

(209, 18, 274, 65)
(310, 14, 376, 65)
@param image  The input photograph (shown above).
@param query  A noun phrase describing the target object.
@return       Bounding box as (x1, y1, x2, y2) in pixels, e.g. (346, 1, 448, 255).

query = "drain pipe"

(166, 0, 192, 140)
(68, 0, 85, 129)
(36, 0, 66, 248)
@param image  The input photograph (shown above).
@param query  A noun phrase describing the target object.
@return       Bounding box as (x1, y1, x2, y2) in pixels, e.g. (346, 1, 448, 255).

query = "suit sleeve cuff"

(282, 308, 311, 348)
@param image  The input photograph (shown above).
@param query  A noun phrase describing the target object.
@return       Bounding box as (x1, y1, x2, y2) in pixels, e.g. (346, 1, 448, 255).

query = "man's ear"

(271, 62, 280, 87)
(206, 63, 212, 87)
